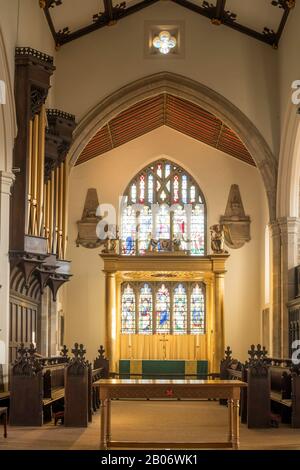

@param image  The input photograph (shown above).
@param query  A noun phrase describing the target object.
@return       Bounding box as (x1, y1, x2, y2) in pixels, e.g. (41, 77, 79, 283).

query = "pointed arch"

(68, 72, 277, 220)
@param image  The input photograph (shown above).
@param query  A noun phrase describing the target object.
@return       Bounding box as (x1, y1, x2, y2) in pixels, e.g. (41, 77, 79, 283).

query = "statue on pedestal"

(210, 224, 227, 254)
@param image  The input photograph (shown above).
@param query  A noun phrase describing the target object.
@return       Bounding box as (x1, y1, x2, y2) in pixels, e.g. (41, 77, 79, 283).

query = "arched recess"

(68, 72, 277, 220)
(277, 100, 300, 219)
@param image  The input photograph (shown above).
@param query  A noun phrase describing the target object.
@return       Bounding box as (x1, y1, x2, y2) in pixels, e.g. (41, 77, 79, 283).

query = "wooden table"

(94, 379, 247, 450)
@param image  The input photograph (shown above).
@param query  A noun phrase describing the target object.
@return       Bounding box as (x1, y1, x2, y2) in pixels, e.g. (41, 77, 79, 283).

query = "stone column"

(105, 271, 117, 372)
(269, 221, 282, 357)
(213, 272, 225, 372)
(0, 171, 15, 389)
(278, 217, 300, 357)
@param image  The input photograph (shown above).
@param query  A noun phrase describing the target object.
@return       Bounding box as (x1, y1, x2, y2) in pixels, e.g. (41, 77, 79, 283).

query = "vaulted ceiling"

(41, 0, 295, 48)
(76, 94, 255, 166)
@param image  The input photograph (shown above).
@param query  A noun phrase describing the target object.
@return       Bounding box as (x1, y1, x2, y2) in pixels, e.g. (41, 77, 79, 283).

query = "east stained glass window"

(190, 284, 205, 334)
(156, 284, 170, 334)
(121, 284, 136, 334)
(121, 159, 206, 255)
(121, 282, 205, 335)
(139, 283, 152, 334)
(173, 284, 187, 334)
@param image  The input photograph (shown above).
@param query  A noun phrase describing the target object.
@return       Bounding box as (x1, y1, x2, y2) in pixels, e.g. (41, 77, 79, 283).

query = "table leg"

(100, 399, 107, 450)
(232, 399, 240, 450)
(228, 398, 233, 442)
(4, 411, 7, 438)
(106, 399, 111, 445)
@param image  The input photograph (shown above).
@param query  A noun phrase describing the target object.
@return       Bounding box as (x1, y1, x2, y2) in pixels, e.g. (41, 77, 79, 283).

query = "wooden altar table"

(94, 379, 247, 450)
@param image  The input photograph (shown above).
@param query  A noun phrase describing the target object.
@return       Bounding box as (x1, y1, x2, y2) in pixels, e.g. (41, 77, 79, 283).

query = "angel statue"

(210, 224, 226, 254)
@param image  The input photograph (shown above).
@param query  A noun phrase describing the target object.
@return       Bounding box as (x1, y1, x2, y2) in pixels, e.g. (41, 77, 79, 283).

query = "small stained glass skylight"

(152, 31, 177, 55)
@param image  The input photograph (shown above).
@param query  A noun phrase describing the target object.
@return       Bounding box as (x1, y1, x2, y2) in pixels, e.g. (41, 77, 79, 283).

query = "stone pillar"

(213, 272, 225, 372)
(269, 221, 281, 357)
(0, 171, 15, 389)
(105, 271, 117, 372)
(278, 217, 300, 357)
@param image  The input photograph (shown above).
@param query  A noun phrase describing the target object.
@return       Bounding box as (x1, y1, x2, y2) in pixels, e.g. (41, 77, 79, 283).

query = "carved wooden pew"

(220, 345, 300, 428)
(10, 343, 69, 426)
(64, 343, 89, 427)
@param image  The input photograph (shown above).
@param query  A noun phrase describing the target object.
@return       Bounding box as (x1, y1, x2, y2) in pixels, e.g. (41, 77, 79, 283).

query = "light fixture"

(152, 30, 177, 55)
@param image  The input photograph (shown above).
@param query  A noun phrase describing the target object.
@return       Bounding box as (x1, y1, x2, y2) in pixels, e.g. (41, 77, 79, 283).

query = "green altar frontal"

(119, 360, 209, 379)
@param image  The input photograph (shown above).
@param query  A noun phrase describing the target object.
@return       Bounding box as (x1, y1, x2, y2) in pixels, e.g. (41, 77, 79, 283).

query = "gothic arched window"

(121, 282, 206, 335)
(120, 159, 206, 255)
(121, 283, 136, 334)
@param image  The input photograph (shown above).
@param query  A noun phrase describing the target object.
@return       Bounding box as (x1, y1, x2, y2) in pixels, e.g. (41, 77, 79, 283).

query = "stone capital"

(277, 216, 300, 234)
(0, 170, 15, 195)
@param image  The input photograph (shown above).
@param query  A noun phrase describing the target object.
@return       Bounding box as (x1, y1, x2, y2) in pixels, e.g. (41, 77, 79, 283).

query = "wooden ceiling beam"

(171, 0, 286, 47)
(45, 0, 160, 47)
(215, 0, 226, 22)
(104, 0, 114, 21)
(273, 1, 294, 48)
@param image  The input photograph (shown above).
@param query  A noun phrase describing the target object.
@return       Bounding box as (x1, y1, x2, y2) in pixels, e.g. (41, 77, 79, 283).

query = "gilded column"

(105, 271, 117, 372)
(213, 272, 225, 372)
(205, 277, 214, 371)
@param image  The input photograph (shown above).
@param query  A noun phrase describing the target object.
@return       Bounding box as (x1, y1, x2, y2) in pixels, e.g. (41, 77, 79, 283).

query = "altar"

(119, 359, 208, 379)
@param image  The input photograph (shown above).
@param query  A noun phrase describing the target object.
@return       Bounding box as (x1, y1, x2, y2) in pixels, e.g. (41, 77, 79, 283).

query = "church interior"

(1, 0, 300, 452)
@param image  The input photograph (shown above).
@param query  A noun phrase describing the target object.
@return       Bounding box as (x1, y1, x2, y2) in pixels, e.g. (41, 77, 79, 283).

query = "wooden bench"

(220, 346, 300, 428)
(9, 344, 69, 426)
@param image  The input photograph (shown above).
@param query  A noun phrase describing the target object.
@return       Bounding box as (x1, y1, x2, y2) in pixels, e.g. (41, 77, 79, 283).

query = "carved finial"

(72, 343, 80, 358)
(60, 345, 68, 358)
(28, 343, 37, 358)
(224, 346, 232, 360)
(248, 344, 256, 361)
(78, 344, 86, 360)
(98, 345, 106, 358)
(262, 346, 268, 358)
(247, 344, 268, 366)
(17, 343, 27, 359)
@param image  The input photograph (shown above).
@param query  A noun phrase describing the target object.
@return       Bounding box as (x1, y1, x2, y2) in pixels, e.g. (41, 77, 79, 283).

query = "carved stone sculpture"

(210, 224, 226, 254)
(220, 184, 251, 249)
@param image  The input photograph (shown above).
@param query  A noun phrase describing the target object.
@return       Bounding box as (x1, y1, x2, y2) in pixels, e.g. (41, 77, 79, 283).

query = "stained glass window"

(121, 284, 136, 334)
(173, 284, 187, 334)
(121, 205, 136, 255)
(121, 281, 206, 335)
(139, 174, 145, 203)
(121, 159, 206, 255)
(156, 284, 170, 334)
(138, 206, 152, 254)
(156, 205, 170, 241)
(139, 284, 152, 334)
(190, 284, 205, 334)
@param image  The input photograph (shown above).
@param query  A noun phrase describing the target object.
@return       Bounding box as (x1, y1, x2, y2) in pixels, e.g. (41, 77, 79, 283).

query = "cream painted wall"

(54, 1, 279, 157)
(66, 126, 268, 362)
(0, 0, 56, 107)
(278, 1, 300, 128)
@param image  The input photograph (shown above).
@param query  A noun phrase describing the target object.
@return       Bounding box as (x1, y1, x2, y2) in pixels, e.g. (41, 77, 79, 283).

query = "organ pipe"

(38, 105, 46, 236)
(26, 119, 33, 234)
